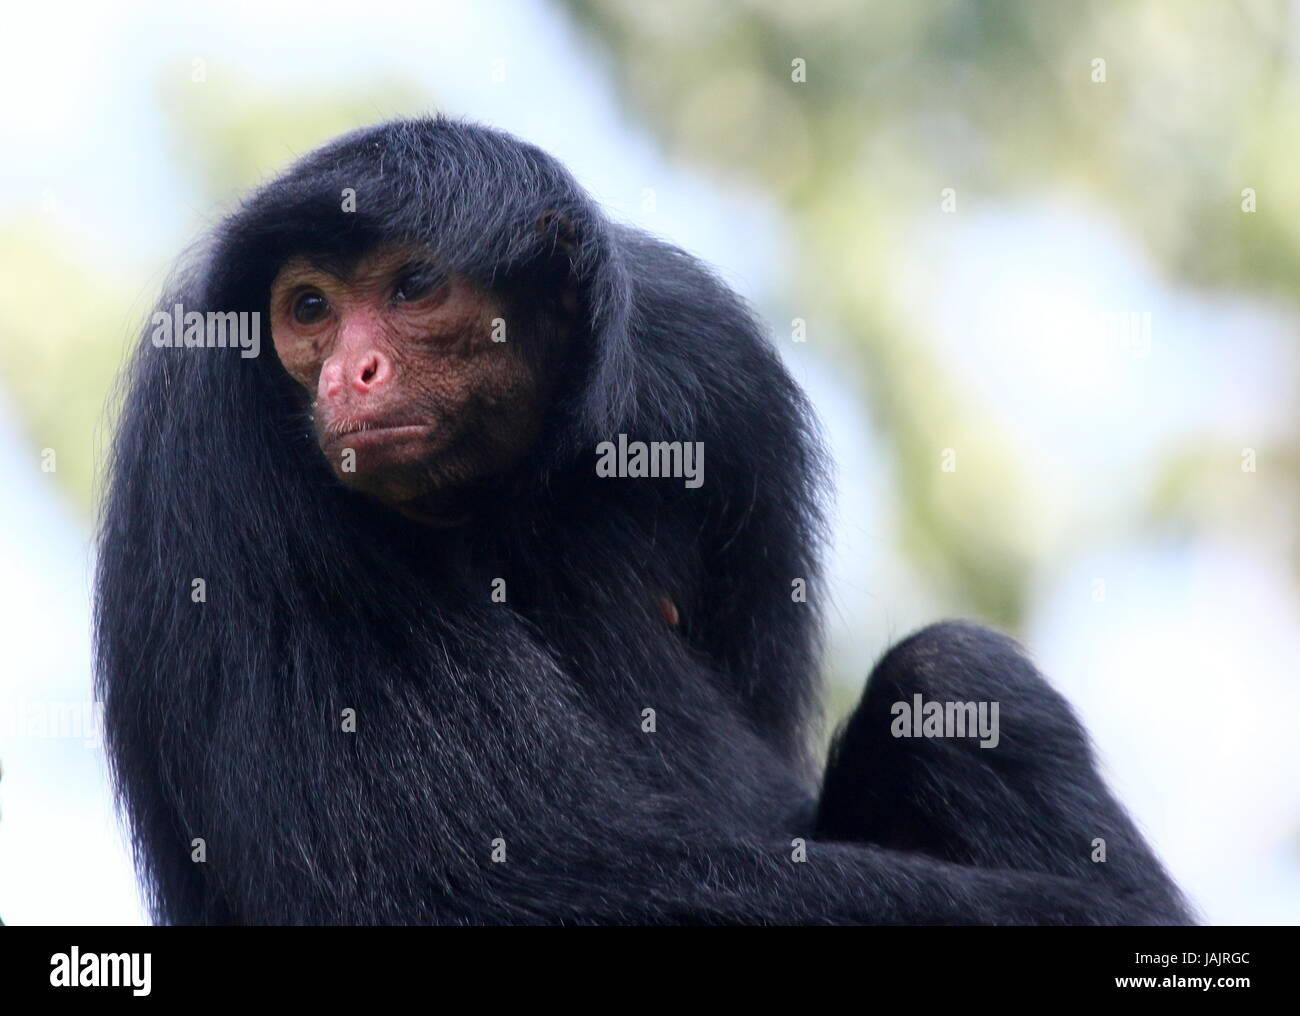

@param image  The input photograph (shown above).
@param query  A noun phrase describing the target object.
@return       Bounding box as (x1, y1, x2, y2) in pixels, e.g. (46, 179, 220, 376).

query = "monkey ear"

(534, 210, 581, 316)
(557, 217, 638, 449)
(535, 209, 579, 258)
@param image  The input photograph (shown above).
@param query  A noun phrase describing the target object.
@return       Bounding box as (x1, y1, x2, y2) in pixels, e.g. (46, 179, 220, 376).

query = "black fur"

(95, 116, 1191, 925)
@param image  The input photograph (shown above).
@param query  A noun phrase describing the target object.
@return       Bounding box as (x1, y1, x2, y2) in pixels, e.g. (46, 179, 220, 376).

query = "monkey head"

(269, 241, 573, 517)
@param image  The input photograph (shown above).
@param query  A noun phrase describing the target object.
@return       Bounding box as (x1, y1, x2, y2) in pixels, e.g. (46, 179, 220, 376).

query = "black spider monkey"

(95, 117, 1191, 925)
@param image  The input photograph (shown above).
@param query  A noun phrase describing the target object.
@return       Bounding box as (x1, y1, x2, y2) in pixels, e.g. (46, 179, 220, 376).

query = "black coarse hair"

(95, 116, 830, 923)
(95, 116, 1193, 927)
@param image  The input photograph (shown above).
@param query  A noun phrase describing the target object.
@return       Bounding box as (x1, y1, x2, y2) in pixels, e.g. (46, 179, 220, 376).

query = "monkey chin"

(322, 424, 446, 504)
(323, 426, 499, 525)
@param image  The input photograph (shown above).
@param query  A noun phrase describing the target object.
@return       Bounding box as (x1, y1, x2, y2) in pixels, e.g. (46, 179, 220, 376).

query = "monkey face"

(269, 245, 554, 511)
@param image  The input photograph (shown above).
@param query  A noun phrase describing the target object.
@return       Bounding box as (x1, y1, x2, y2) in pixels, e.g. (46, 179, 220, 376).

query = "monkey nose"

(319, 352, 392, 400)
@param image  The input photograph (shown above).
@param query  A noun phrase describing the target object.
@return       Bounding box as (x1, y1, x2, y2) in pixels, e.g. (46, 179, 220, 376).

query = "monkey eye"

(292, 290, 330, 325)
(393, 265, 447, 303)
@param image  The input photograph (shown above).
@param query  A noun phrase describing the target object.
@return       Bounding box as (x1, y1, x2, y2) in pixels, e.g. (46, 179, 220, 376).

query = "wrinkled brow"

(271, 246, 437, 291)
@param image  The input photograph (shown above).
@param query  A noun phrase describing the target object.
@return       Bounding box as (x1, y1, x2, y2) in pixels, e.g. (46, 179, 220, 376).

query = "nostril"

(354, 353, 389, 391)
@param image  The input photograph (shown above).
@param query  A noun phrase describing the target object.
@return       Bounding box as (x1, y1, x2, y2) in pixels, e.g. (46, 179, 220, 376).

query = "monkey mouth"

(323, 417, 429, 439)
(329, 421, 431, 441)
(319, 422, 442, 493)
(322, 422, 437, 456)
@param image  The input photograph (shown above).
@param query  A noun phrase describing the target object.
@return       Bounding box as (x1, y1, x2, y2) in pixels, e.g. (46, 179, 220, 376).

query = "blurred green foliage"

(0, 221, 133, 504)
(561, 0, 1300, 626)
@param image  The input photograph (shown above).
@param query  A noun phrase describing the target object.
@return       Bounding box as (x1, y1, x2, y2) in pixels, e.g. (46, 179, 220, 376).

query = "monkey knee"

(862, 620, 1091, 762)
(867, 621, 1039, 701)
